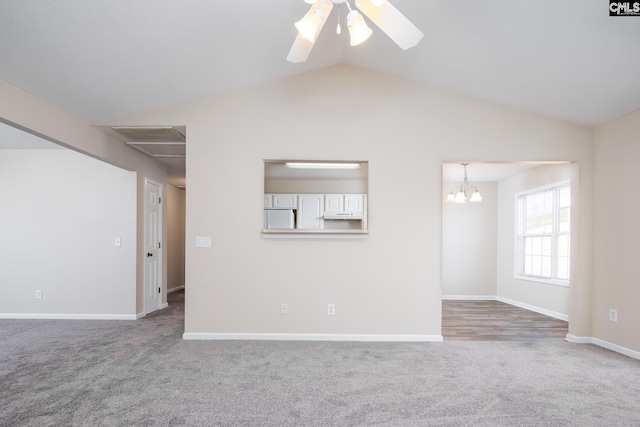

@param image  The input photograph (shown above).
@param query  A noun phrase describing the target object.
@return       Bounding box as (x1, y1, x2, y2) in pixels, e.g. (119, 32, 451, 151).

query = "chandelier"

(446, 163, 483, 204)
(287, 0, 423, 63)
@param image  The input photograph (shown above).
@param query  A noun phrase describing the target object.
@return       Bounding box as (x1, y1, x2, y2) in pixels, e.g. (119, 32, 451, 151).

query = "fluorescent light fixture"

(285, 162, 361, 169)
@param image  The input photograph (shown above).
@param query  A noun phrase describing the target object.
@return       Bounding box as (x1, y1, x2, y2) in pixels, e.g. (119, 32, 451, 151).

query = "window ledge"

(515, 275, 569, 287)
(262, 229, 369, 239)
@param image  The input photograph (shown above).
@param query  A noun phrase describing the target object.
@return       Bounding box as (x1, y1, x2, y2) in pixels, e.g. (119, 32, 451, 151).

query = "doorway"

(441, 161, 572, 340)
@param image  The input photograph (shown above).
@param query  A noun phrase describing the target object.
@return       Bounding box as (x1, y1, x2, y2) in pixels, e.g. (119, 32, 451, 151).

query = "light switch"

(195, 236, 212, 248)
(114, 237, 121, 247)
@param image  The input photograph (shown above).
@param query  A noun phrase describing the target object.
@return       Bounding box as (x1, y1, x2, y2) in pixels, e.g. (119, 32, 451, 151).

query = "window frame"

(514, 180, 570, 287)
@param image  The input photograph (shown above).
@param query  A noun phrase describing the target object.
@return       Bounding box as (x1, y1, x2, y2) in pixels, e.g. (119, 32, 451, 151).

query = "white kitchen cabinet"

(264, 194, 273, 209)
(297, 194, 324, 229)
(344, 194, 364, 213)
(267, 194, 297, 209)
(324, 194, 365, 214)
(324, 194, 343, 213)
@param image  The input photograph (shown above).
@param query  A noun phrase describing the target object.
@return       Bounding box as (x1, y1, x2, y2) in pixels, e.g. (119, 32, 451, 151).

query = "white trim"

(168, 285, 184, 293)
(514, 274, 570, 288)
(496, 296, 569, 322)
(262, 233, 369, 239)
(565, 335, 640, 361)
(592, 338, 640, 361)
(0, 313, 138, 320)
(183, 333, 444, 342)
(160, 302, 168, 309)
(136, 311, 145, 319)
(442, 295, 497, 301)
(565, 334, 592, 344)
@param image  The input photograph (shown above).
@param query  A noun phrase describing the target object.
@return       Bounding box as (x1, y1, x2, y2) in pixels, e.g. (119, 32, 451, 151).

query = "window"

(516, 182, 570, 284)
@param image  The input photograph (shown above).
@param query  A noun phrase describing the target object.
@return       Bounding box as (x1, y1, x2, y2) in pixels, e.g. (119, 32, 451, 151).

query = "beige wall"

(442, 181, 498, 297)
(0, 149, 136, 316)
(593, 109, 640, 352)
(0, 78, 168, 314)
(496, 164, 572, 317)
(111, 65, 593, 339)
(167, 185, 186, 291)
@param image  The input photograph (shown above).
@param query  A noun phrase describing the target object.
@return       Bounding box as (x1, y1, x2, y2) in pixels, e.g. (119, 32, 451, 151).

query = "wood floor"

(442, 300, 568, 341)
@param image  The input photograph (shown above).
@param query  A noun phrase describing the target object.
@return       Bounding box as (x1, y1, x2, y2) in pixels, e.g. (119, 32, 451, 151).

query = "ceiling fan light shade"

(347, 11, 373, 46)
(295, 5, 325, 43)
(371, 0, 387, 6)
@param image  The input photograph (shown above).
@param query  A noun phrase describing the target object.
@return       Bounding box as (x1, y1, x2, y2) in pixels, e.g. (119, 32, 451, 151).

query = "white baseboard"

(160, 302, 168, 309)
(565, 334, 592, 344)
(168, 285, 185, 293)
(0, 313, 138, 320)
(592, 338, 640, 360)
(183, 333, 444, 342)
(565, 334, 640, 361)
(496, 296, 569, 322)
(442, 295, 497, 301)
(136, 311, 145, 319)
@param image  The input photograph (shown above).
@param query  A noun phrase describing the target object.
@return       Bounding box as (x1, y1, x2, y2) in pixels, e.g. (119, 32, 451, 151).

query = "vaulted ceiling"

(1, 1, 638, 187)
(1, 0, 639, 129)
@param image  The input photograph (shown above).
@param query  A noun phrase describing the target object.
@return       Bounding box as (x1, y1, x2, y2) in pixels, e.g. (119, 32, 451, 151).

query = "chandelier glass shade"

(446, 163, 483, 204)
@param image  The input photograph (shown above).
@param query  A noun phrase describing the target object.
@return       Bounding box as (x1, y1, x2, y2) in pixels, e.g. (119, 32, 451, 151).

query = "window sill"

(514, 275, 569, 287)
(262, 229, 369, 239)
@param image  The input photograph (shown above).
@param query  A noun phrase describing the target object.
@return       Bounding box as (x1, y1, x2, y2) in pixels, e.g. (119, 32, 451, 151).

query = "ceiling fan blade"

(355, 0, 424, 50)
(287, 33, 314, 63)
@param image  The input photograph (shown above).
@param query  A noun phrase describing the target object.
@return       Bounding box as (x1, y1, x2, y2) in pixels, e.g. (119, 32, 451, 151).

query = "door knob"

(147, 252, 153, 257)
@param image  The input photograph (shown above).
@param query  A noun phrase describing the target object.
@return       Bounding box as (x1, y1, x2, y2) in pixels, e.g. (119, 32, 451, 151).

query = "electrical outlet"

(114, 237, 121, 247)
(327, 303, 336, 316)
(609, 309, 618, 322)
(280, 303, 288, 315)
(35, 290, 42, 299)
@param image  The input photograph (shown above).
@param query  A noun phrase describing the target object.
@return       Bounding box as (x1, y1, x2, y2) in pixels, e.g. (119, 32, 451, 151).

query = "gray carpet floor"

(2, 290, 639, 426)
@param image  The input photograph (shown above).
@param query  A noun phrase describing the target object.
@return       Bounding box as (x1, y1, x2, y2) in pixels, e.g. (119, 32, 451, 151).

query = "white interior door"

(145, 180, 162, 314)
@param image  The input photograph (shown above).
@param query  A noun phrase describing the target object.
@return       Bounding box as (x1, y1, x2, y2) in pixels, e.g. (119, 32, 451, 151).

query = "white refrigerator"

(264, 209, 295, 229)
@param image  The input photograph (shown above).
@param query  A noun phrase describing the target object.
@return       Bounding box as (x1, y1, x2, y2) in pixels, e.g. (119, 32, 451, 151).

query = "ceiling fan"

(287, 0, 424, 63)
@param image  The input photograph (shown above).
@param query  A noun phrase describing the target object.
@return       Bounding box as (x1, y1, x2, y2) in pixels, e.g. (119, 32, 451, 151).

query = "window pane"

(535, 215, 545, 234)
(525, 255, 532, 274)
(525, 237, 533, 255)
(526, 215, 537, 234)
(557, 235, 569, 257)
(532, 237, 542, 255)
(541, 256, 551, 277)
(544, 213, 553, 233)
(542, 236, 551, 255)
(531, 256, 542, 276)
(559, 186, 571, 208)
(545, 191, 553, 213)
(557, 256, 570, 280)
(559, 207, 570, 232)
